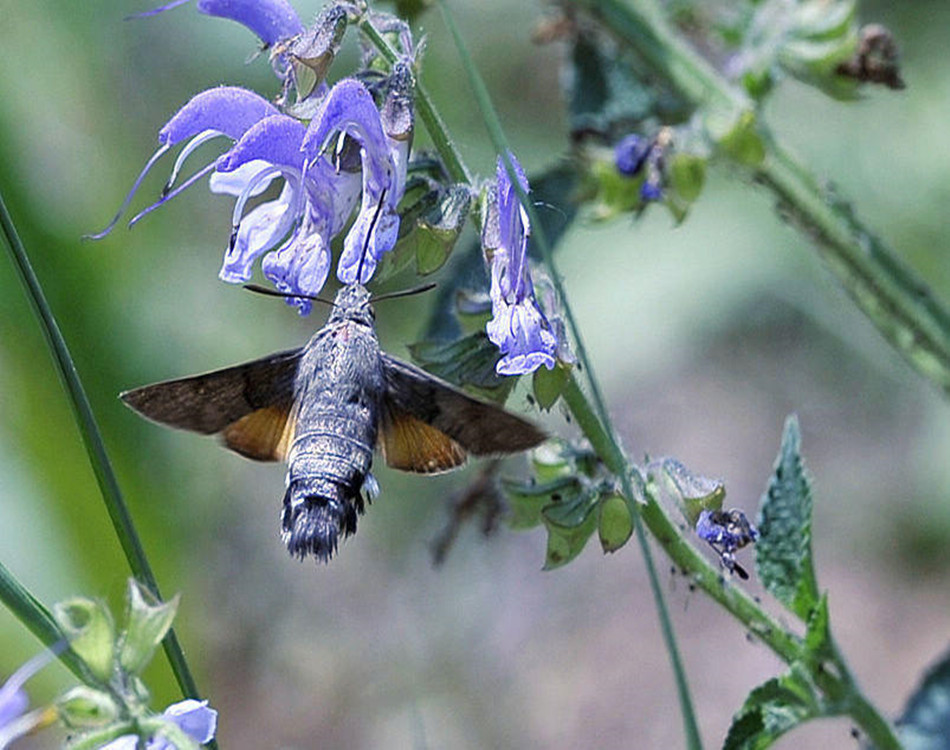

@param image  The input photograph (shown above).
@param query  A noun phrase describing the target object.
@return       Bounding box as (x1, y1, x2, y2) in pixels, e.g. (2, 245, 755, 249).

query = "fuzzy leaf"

(755, 415, 819, 620)
(408, 332, 514, 403)
(724, 663, 822, 750)
(897, 649, 950, 750)
(502, 476, 582, 530)
(542, 487, 599, 570)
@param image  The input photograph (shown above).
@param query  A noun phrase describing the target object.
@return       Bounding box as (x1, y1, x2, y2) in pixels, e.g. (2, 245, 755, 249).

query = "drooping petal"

(219, 184, 296, 283)
(486, 296, 558, 376)
(262, 226, 332, 314)
(197, 0, 302, 46)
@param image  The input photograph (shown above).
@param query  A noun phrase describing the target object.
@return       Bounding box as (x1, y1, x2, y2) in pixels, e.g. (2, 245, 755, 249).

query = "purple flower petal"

(496, 154, 530, 301)
(163, 699, 218, 744)
(217, 114, 306, 174)
(262, 227, 332, 315)
(219, 184, 297, 282)
(160, 87, 279, 146)
(197, 0, 302, 46)
(614, 134, 650, 176)
(486, 297, 557, 376)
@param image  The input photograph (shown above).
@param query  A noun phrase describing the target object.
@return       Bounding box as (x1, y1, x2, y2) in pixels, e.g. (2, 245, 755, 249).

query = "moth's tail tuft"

(280, 481, 363, 562)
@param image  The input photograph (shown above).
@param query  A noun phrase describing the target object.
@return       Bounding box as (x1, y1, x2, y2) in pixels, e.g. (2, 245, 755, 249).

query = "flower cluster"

(94, 0, 415, 314)
(482, 155, 565, 376)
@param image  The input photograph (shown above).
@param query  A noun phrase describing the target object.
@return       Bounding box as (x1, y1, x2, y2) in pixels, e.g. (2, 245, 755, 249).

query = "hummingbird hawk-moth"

(121, 283, 547, 562)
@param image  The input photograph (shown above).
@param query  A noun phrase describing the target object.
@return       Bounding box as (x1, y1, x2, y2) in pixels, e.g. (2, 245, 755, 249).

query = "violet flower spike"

(89, 87, 278, 239)
(302, 78, 407, 284)
(484, 154, 559, 376)
(213, 111, 362, 313)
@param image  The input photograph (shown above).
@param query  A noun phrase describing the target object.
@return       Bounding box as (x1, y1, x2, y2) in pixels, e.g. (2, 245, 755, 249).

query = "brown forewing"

(379, 352, 546, 462)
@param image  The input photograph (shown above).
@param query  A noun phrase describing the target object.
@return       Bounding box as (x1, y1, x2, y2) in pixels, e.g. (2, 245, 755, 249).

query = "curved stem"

(0, 192, 208, 723)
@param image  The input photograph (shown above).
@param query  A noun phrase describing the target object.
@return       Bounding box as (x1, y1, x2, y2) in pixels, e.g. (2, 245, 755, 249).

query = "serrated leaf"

(724, 663, 822, 750)
(755, 415, 819, 620)
(408, 332, 514, 403)
(542, 488, 599, 570)
(502, 476, 582, 530)
(660, 457, 726, 527)
(897, 648, 950, 750)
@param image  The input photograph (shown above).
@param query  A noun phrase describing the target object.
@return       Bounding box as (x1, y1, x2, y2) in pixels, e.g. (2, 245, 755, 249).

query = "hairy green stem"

(577, 0, 950, 395)
(0, 193, 208, 728)
(436, 3, 702, 746)
(358, 17, 472, 184)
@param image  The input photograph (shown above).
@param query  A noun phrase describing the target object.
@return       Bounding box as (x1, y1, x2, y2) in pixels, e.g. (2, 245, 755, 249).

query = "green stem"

(436, 3, 702, 747)
(578, 0, 950, 394)
(0, 561, 101, 687)
(0, 193, 207, 719)
(358, 17, 472, 184)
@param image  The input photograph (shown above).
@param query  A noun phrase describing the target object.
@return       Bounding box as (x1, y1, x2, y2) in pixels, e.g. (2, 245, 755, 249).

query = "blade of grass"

(435, 4, 703, 748)
(0, 191, 209, 737)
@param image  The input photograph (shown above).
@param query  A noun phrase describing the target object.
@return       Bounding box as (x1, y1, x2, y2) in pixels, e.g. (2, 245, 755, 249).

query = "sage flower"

(483, 154, 559, 375)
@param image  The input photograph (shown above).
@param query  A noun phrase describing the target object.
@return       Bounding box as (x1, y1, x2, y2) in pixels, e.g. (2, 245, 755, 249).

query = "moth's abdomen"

(280, 414, 377, 562)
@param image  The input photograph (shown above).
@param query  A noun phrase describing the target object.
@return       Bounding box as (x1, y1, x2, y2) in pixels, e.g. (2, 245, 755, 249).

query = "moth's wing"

(379, 352, 546, 474)
(120, 348, 302, 462)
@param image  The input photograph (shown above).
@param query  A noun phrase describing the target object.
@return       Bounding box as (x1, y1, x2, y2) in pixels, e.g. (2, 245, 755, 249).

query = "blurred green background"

(2, 1, 949, 747)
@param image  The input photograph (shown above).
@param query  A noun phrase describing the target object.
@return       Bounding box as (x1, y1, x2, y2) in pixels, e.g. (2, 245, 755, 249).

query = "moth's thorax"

(328, 283, 375, 328)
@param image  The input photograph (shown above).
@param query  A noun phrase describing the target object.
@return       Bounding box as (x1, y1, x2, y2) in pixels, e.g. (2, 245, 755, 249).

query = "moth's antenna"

(370, 282, 437, 303)
(243, 284, 335, 307)
(356, 188, 388, 284)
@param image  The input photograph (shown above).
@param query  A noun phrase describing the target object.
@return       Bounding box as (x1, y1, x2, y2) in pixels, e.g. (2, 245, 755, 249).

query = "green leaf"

(532, 363, 569, 411)
(567, 33, 690, 137)
(668, 153, 707, 204)
(408, 332, 514, 403)
(802, 593, 832, 663)
(119, 579, 180, 675)
(502, 476, 582, 530)
(659, 457, 726, 527)
(53, 597, 116, 683)
(724, 663, 823, 750)
(598, 494, 633, 553)
(755, 415, 820, 620)
(897, 648, 950, 750)
(541, 484, 599, 569)
(717, 110, 766, 167)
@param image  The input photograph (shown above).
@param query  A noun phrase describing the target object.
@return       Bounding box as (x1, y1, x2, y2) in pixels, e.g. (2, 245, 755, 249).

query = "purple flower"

(101, 699, 218, 750)
(483, 154, 559, 376)
(89, 86, 279, 239)
(132, 0, 303, 47)
(614, 133, 665, 202)
(212, 110, 361, 313)
(302, 77, 410, 284)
